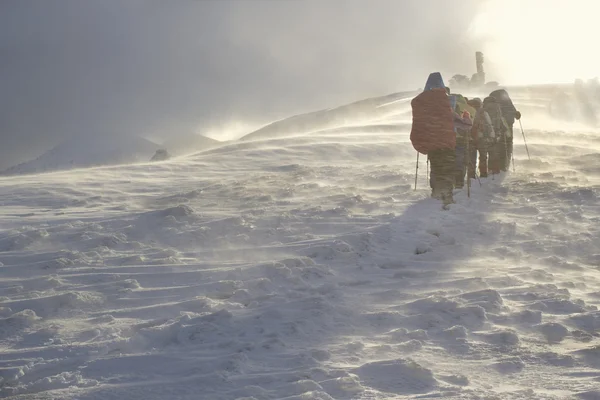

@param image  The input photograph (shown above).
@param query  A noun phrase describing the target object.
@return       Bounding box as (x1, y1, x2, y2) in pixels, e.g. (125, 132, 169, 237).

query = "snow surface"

(1, 134, 160, 176)
(1, 88, 600, 399)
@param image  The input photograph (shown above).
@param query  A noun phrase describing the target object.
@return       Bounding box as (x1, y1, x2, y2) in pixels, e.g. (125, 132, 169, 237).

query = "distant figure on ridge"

(150, 149, 171, 162)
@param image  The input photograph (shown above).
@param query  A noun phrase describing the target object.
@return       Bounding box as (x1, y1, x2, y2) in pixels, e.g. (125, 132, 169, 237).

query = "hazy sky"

(3, 0, 596, 170)
(0, 0, 487, 169)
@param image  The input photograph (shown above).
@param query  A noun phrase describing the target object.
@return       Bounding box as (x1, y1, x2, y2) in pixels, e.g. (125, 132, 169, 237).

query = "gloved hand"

(515, 111, 521, 120)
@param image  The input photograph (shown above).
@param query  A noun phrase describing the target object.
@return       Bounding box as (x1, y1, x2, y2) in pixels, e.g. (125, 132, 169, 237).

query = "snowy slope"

(161, 133, 222, 156)
(1, 88, 600, 399)
(2, 134, 160, 176)
(239, 90, 417, 142)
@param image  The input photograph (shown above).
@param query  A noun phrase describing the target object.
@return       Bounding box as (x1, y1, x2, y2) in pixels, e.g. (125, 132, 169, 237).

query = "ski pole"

(511, 144, 516, 172)
(466, 140, 471, 198)
(414, 152, 419, 191)
(503, 133, 510, 172)
(491, 139, 496, 180)
(467, 172, 471, 197)
(474, 167, 482, 187)
(507, 128, 515, 172)
(519, 120, 531, 160)
(470, 155, 482, 187)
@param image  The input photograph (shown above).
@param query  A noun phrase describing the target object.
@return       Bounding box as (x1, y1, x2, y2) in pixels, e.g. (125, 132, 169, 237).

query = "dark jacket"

(483, 97, 509, 139)
(489, 89, 517, 126)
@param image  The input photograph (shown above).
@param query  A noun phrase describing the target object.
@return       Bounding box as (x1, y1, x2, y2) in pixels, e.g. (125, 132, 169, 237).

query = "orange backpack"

(410, 88, 456, 155)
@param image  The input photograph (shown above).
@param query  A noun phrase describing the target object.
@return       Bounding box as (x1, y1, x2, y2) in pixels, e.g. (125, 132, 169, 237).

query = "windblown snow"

(1, 87, 600, 399)
(1, 134, 160, 176)
(161, 133, 222, 157)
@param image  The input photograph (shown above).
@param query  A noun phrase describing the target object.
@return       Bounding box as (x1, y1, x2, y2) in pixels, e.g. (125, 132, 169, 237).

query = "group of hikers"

(410, 72, 522, 206)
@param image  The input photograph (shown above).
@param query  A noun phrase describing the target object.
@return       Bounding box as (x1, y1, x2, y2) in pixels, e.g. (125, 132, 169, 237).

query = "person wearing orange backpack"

(410, 72, 456, 206)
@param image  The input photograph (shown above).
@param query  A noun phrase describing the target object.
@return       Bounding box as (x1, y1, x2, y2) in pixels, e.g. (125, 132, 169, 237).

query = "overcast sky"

(1, 0, 487, 169)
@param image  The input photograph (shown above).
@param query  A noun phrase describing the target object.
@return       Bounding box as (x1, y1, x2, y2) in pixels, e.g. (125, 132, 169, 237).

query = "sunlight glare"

(469, 0, 600, 84)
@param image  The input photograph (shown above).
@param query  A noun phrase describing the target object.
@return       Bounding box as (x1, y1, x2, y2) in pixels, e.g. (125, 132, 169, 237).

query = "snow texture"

(1, 87, 600, 399)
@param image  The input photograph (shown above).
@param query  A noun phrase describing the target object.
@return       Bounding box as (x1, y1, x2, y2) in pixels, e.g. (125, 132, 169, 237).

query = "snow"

(1, 134, 160, 176)
(1, 87, 600, 399)
(160, 133, 222, 157)
(239, 91, 416, 142)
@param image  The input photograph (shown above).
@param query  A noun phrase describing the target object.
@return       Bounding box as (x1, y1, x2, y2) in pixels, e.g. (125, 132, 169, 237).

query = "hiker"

(483, 96, 509, 175)
(469, 97, 495, 177)
(489, 89, 521, 171)
(410, 73, 456, 206)
(452, 94, 475, 187)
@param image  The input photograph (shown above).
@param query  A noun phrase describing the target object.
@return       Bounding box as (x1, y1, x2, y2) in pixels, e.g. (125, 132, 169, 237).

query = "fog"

(0, 0, 512, 170)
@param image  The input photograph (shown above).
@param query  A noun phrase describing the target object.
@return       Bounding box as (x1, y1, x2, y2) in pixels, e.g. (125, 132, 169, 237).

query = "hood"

(424, 72, 446, 91)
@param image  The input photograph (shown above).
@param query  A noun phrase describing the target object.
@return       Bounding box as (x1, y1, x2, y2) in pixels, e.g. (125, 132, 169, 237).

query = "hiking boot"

(441, 192, 455, 206)
(431, 189, 442, 200)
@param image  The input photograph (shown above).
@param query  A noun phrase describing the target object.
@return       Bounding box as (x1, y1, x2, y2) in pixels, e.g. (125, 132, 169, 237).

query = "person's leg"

(498, 138, 508, 172)
(429, 155, 435, 195)
(507, 140, 513, 170)
(455, 145, 466, 189)
(489, 142, 501, 174)
(468, 143, 477, 179)
(478, 144, 488, 177)
(440, 148, 456, 205)
(429, 150, 441, 199)
(488, 144, 495, 175)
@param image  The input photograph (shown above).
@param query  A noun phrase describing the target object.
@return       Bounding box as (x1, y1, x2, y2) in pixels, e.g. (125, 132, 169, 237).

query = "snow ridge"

(2, 134, 160, 176)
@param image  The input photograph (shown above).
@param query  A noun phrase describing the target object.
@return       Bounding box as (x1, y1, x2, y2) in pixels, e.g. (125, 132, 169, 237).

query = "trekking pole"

(511, 147, 516, 172)
(414, 152, 419, 191)
(470, 158, 482, 187)
(467, 171, 471, 197)
(466, 140, 471, 198)
(475, 168, 482, 187)
(503, 133, 510, 172)
(519, 120, 531, 160)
